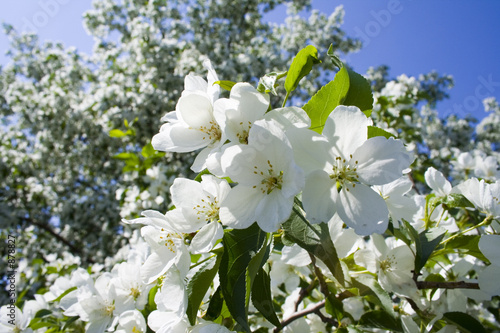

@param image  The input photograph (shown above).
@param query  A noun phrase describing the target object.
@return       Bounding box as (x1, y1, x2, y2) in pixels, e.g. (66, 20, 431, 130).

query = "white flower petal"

(302, 170, 337, 224)
(354, 137, 411, 185)
(176, 93, 214, 128)
(255, 190, 293, 232)
(479, 235, 500, 266)
(323, 105, 372, 157)
(219, 186, 263, 229)
(337, 184, 389, 235)
(190, 222, 223, 254)
(424, 167, 452, 196)
(479, 265, 500, 296)
(152, 124, 207, 152)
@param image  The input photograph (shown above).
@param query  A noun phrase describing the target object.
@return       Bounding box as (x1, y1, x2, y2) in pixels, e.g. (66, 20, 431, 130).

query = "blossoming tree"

(1, 1, 500, 333)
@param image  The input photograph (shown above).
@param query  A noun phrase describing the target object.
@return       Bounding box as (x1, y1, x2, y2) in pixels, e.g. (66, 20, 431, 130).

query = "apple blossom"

(300, 105, 413, 235)
(218, 119, 305, 232)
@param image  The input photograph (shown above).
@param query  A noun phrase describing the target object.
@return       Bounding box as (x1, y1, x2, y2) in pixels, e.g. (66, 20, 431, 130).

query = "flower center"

(193, 195, 220, 222)
(199, 120, 222, 145)
(379, 255, 396, 272)
(159, 229, 182, 253)
(252, 160, 284, 194)
(235, 121, 252, 144)
(130, 287, 141, 299)
(330, 154, 359, 191)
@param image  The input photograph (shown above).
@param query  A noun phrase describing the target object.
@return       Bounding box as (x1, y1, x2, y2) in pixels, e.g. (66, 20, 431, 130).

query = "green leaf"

(251, 268, 281, 327)
(214, 80, 236, 91)
(141, 142, 156, 158)
(359, 310, 402, 332)
(442, 193, 474, 209)
(302, 66, 349, 133)
(219, 223, 269, 332)
(402, 221, 446, 273)
(325, 294, 344, 322)
(186, 255, 222, 325)
(50, 286, 77, 303)
(285, 45, 321, 94)
(342, 67, 374, 114)
(194, 169, 212, 182)
(353, 275, 395, 318)
(257, 71, 287, 95)
(204, 286, 224, 321)
(442, 235, 488, 262)
(327, 44, 343, 69)
(282, 207, 344, 286)
(109, 129, 126, 138)
(34, 309, 52, 318)
(442, 312, 486, 333)
(367, 126, 396, 139)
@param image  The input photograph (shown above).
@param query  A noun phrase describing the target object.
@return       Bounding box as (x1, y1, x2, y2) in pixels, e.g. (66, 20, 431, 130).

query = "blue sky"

(1, 0, 499, 120)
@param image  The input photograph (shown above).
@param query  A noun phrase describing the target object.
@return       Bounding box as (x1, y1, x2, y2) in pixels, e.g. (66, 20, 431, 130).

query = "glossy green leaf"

(282, 207, 344, 286)
(359, 310, 402, 332)
(325, 294, 344, 322)
(186, 255, 222, 325)
(342, 67, 374, 113)
(353, 275, 395, 318)
(442, 235, 488, 262)
(251, 268, 281, 327)
(204, 286, 224, 321)
(442, 312, 486, 333)
(367, 126, 396, 139)
(214, 80, 236, 91)
(302, 66, 349, 133)
(285, 45, 321, 94)
(219, 223, 269, 332)
(402, 221, 446, 273)
(109, 129, 126, 138)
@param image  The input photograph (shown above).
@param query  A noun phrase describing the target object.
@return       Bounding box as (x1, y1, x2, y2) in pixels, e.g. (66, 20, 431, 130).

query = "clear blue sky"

(1, 1, 499, 120)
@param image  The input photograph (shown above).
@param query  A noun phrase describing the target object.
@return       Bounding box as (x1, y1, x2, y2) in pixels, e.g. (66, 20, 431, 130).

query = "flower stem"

(440, 215, 493, 246)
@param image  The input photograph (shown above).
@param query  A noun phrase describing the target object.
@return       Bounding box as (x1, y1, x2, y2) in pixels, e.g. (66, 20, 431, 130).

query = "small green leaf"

(402, 221, 446, 273)
(367, 126, 396, 139)
(214, 80, 236, 91)
(285, 45, 321, 94)
(34, 309, 52, 318)
(327, 44, 343, 69)
(325, 294, 344, 322)
(282, 207, 344, 286)
(109, 129, 126, 138)
(359, 310, 402, 332)
(353, 275, 395, 318)
(50, 286, 77, 303)
(204, 286, 224, 321)
(194, 169, 212, 182)
(257, 71, 287, 95)
(141, 142, 156, 158)
(251, 268, 281, 327)
(442, 193, 474, 209)
(442, 235, 488, 262)
(442, 312, 486, 333)
(186, 255, 222, 325)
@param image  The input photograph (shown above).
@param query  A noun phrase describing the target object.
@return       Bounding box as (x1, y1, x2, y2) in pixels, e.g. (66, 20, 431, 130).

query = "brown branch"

(274, 300, 327, 333)
(25, 217, 94, 264)
(416, 280, 479, 290)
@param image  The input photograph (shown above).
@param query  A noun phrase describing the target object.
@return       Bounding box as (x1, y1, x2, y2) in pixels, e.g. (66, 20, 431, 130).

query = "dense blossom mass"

(1, 1, 500, 333)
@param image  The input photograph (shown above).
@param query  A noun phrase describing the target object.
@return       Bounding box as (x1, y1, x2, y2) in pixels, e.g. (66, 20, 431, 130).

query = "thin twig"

(274, 300, 326, 333)
(416, 280, 479, 290)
